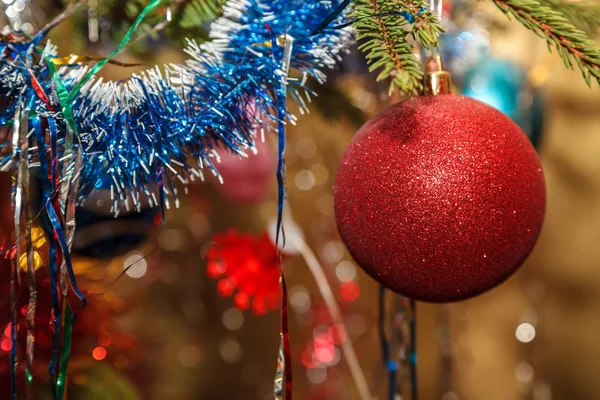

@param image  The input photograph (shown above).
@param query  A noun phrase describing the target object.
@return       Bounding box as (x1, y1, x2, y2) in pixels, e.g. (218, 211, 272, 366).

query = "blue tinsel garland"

(0, 0, 352, 211)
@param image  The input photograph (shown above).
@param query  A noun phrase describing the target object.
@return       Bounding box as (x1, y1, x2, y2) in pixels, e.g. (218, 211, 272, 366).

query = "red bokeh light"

(217, 278, 235, 297)
(339, 281, 360, 302)
(1, 338, 11, 352)
(234, 293, 250, 310)
(313, 333, 335, 365)
(252, 298, 267, 315)
(97, 332, 112, 347)
(92, 346, 107, 361)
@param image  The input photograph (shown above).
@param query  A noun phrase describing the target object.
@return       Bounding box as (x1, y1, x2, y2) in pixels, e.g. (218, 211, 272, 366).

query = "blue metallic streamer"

(311, 0, 353, 34)
(378, 286, 398, 400)
(31, 116, 60, 384)
(271, 30, 294, 399)
(379, 287, 419, 400)
(46, 116, 63, 393)
(45, 197, 86, 308)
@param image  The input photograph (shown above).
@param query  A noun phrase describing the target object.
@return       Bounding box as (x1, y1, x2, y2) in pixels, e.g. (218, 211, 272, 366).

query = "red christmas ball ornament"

(334, 94, 546, 302)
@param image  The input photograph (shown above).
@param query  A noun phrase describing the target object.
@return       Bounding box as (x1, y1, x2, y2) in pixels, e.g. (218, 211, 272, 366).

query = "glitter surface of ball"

(333, 95, 546, 302)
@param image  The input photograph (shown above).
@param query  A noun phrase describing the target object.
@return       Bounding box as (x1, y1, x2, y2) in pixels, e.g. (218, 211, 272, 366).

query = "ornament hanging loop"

(423, 0, 451, 95)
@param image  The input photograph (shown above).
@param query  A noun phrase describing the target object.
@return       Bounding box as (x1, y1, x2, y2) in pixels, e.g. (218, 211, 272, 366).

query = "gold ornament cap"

(424, 51, 451, 95)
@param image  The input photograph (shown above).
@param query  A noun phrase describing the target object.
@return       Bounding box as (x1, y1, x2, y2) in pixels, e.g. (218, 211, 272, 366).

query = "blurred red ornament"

(206, 229, 282, 314)
(212, 138, 274, 204)
(334, 95, 546, 302)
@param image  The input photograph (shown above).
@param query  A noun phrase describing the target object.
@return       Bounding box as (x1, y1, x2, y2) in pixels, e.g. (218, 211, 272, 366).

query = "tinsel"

(0, 0, 356, 397)
(0, 0, 353, 211)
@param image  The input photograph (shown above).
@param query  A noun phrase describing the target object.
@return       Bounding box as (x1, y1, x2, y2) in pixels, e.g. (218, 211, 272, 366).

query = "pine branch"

(121, 0, 225, 26)
(537, 0, 600, 34)
(491, 0, 600, 86)
(174, 0, 226, 29)
(100, 0, 225, 47)
(157, 0, 227, 45)
(351, 0, 445, 95)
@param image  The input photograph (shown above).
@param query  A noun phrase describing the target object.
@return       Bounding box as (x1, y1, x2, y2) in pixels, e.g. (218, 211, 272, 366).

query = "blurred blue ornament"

(461, 57, 524, 119)
(440, 33, 467, 69)
(460, 57, 545, 149)
(439, 26, 491, 86)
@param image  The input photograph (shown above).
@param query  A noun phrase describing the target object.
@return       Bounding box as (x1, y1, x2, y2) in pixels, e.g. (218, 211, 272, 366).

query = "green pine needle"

(102, 0, 226, 45)
(537, 0, 600, 34)
(351, 0, 445, 96)
(492, 0, 600, 86)
(122, 0, 225, 26)
(170, 0, 226, 30)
